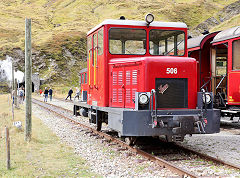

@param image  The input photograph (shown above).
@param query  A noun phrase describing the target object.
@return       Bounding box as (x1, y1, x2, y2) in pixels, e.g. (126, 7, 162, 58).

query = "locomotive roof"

(87, 19, 187, 35)
(212, 26, 240, 43)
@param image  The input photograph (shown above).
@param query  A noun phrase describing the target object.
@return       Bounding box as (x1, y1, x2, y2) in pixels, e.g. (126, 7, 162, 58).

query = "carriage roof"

(212, 26, 240, 43)
(187, 35, 207, 49)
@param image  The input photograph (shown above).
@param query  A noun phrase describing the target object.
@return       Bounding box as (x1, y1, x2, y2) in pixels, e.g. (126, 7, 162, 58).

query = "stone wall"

(32, 73, 40, 92)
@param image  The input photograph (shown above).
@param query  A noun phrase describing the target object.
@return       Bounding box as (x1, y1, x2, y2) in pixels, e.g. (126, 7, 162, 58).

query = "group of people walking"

(43, 87, 53, 102)
(41, 87, 80, 102)
(65, 87, 80, 101)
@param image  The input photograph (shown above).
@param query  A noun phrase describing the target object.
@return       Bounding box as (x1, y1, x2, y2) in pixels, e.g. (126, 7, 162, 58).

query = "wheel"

(96, 118, 102, 131)
(124, 136, 137, 146)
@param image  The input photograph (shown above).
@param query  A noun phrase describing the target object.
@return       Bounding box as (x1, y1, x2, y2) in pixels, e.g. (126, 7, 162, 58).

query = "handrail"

(94, 48, 97, 86)
(151, 89, 159, 128)
(88, 50, 91, 86)
(216, 75, 226, 89)
(200, 77, 212, 91)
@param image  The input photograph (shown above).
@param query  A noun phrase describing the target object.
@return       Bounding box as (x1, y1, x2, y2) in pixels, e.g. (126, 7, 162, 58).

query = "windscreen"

(109, 28, 146, 55)
(149, 29, 185, 56)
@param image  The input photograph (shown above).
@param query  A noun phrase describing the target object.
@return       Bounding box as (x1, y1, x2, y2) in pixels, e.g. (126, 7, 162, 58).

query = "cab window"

(149, 29, 185, 56)
(98, 28, 103, 55)
(93, 34, 97, 66)
(87, 36, 92, 60)
(109, 28, 146, 55)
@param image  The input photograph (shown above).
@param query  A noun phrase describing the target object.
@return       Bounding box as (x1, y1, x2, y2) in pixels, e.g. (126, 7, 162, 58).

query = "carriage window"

(85, 73, 87, 84)
(81, 74, 84, 83)
(149, 30, 185, 56)
(109, 28, 146, 55)
(98, 28, 103, 55)
(233, 39, 240, 70)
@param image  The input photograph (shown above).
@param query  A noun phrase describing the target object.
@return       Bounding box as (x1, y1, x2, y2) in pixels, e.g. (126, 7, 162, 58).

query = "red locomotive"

(188, 26, 240, 120)
(75, 14, 220, 143)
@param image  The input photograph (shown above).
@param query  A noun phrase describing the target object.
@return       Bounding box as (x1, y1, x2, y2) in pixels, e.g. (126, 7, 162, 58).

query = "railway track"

(32, 98, 240, 177)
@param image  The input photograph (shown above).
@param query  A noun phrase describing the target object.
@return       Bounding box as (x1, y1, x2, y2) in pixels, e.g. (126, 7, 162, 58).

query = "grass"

(0, 0, 239, 53)
(211, 14, 240, 32)
(0, 94, 99, 177)
(0, 0, 239, 85)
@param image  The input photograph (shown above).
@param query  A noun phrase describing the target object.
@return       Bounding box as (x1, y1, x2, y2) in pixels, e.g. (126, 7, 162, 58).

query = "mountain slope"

(0, 0, 239, 84)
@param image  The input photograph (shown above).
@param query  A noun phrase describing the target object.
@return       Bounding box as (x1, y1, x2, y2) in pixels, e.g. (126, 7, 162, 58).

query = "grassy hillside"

(0, 0, 239, 85)
(0, 0, 238, 51)
(211, 14, 240, 31)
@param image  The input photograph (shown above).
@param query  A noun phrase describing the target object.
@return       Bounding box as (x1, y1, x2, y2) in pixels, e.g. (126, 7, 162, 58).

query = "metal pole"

(5, 127, 10, 170)
(25, 18, 32, 142)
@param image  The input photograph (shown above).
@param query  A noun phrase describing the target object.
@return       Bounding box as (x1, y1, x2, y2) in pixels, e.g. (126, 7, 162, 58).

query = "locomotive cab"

(74, 14, 221, 143)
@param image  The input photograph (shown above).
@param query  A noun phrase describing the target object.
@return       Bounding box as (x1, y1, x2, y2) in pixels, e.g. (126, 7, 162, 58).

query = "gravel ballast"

(32, 100, 177, 177)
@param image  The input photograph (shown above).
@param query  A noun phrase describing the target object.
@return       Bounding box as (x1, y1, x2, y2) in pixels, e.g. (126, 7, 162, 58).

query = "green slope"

(0, 0, 238, 51)
(0, 0, 239, 84)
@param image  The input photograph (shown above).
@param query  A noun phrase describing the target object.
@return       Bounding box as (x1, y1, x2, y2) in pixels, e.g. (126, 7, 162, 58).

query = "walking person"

(44, 87, 49, 102)
(12, 89, 15, 104)
(65, 88, 73, 101)
(49, 87, 53, 101)
(19, 87, 24, 104)
(74, 87, 80, 100)
(23, 87, 25, 101)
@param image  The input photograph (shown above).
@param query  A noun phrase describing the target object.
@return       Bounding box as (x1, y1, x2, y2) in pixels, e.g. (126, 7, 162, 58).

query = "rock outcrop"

(193, 0, 240, 36)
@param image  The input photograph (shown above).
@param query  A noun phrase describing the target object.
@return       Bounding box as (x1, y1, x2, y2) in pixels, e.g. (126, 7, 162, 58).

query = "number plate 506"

(166, 68, 177, 74)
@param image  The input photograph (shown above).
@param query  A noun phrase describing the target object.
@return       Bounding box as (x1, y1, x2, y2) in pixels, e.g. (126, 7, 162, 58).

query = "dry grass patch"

(0, 94, 99, 177)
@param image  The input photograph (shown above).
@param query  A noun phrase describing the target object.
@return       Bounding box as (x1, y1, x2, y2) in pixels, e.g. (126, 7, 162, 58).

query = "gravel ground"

(179, 131, 240, 167)
(32, 98, 178, 177)
(33, 96, 240, 177)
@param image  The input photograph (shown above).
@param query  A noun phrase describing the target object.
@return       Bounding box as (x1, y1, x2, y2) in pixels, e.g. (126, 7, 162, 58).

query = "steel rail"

(33, 98, 240, 171)
(175, 143, 240, 170)
(32, 98, 197, 177)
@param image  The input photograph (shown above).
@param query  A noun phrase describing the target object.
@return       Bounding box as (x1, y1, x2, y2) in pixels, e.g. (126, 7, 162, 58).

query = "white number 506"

(166, 68, 177, 74)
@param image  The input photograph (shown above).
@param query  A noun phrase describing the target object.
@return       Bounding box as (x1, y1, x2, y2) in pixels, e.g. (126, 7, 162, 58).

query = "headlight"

(139, 93, 149, 105)
(145, 13, 154, 24)
(203, 93, 211, 104)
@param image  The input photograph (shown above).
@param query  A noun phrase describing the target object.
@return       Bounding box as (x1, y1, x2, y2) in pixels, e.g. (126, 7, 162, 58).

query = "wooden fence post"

(25, 18, 32, 142)
(14, 78, 18, 108)
(5, 127, 10, 170)
(12, 102, 14, 121)
(11, 61, 15, 120)
(11, 61, 14, 99)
